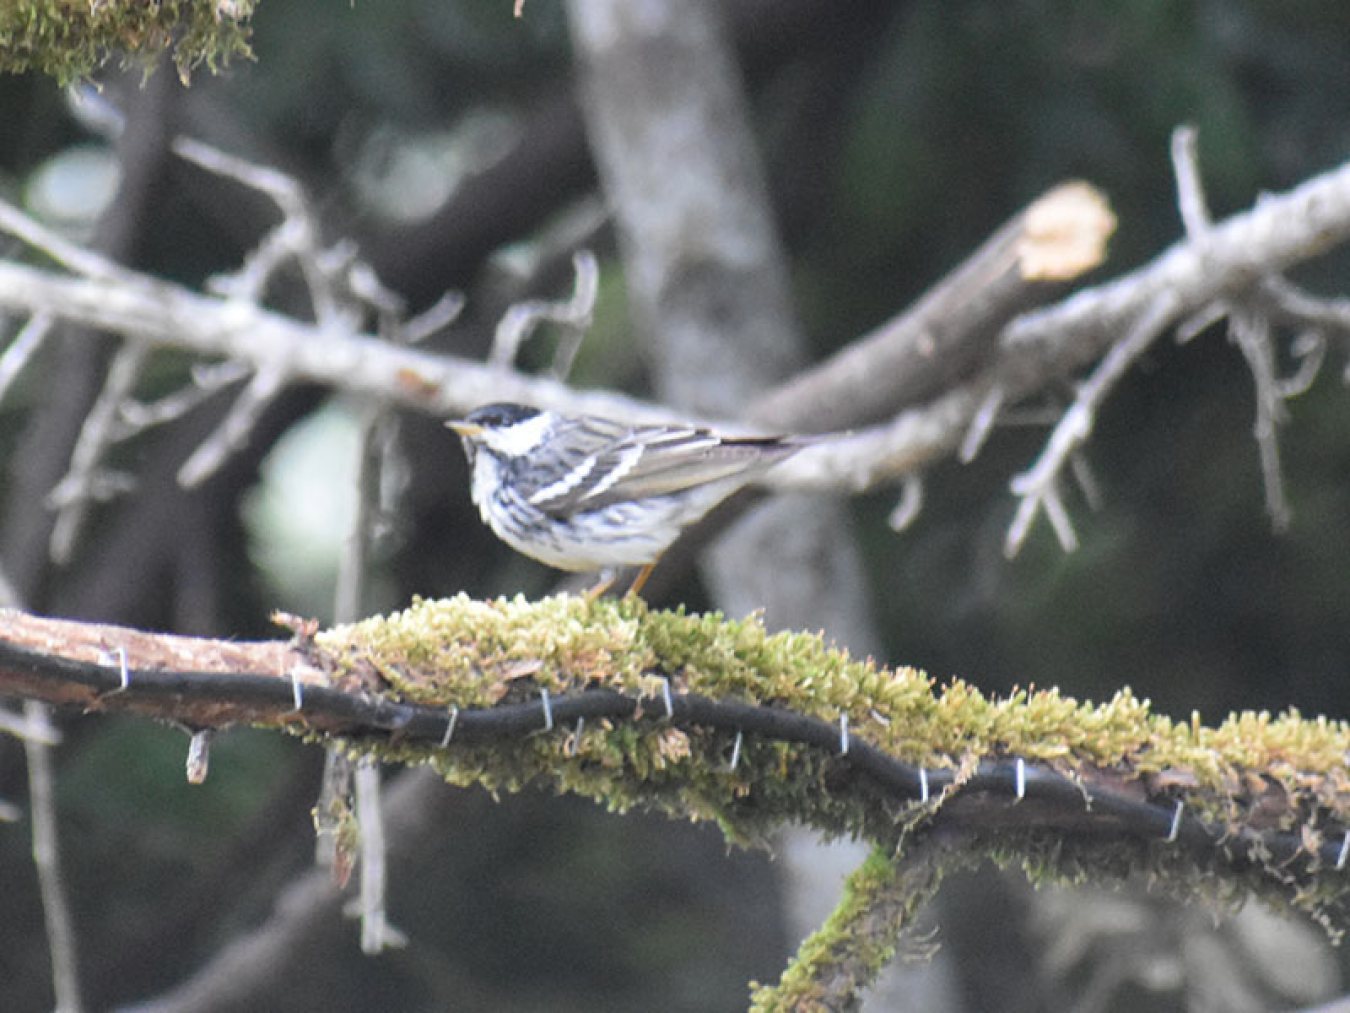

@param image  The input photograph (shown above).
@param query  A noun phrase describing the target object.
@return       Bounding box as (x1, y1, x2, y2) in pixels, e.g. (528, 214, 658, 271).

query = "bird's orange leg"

(625, 563, 656, 599)
(583, 570, 618, 601)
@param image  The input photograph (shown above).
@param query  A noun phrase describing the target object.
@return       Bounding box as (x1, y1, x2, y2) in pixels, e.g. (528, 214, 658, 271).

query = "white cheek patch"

(529, 454, 596, 505)
(482, 413, 552, 456)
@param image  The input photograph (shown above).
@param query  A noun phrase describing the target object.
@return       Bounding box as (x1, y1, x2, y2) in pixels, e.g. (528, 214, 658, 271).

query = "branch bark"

(2, 602, 1347, 931)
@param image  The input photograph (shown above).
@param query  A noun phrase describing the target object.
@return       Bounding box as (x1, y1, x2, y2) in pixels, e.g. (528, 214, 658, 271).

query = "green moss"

(317, 595, 1350, 836)
(317, 597, 1350, 900)
(310, 594, 1350, 1001)
(0, 0, 253, 84)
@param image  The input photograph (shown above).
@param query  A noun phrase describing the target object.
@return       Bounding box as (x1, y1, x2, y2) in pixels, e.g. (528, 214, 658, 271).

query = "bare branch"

(353, 760, 405, 954)
(401, 292, 466, 346)
(117, 361, 250, 435)
(1005, 295, 1180, 557)
(1170, 124, 1292, 530)
(489, 249, 599, 379)
(1001, 154, 1350, 363)
(177, 366, 286, 488)
(887, 475, 924, 533)
(0, 249, 684, 425)
(0, 149, 1349, 517)
(0, 313, 54, 408)
(0, 199, 134, 282)
(47, 341, 149, 564)
(0, 704, 62, 745)
(325, 397, 391, 946)
(1171, 125, 1211, 239)
(754, 183, 1115, 432)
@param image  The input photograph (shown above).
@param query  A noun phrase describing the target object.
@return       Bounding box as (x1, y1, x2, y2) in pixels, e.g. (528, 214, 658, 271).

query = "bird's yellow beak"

(446, 420, 484, 438)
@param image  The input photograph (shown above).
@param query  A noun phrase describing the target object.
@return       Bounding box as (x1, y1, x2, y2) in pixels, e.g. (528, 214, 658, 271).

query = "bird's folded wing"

(524, 417, 794, 513)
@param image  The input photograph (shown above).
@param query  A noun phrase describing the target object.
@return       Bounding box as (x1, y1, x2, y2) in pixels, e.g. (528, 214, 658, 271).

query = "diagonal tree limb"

(750, 840, 957, 1013)
(751, 181, 1116, 431)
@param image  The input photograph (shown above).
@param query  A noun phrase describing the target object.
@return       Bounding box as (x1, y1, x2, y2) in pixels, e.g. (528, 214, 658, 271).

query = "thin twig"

(0, 199, 133, 282)
(48, 341, 149, 564)
(207, 217, 307, 305)
(1171, 124, 1292, 530)
(316, 399, 380, 891)
(401, 292, 466, 346)
(1006, 294, 1180, 557)
(959, 384, 1005, 463)
(24, 700, 84, 1013)
(1230, 306, 1292, 530)
(0, 313, 54, 407)
(887, 475, 924, 533)
(1171, 125, 1211, 240)
(177, 366, 286, 488)
(1258, 275, 1350, 333)
(1276, 330, 1326, 399)
(354, 759, 405, 953)
(117, 361, 250, 435)
(489, 249, 599, 379)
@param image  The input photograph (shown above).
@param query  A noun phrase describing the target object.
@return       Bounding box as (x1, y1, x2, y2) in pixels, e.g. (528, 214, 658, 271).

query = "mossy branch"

(750, 840, 956, 1012)
(2, 595, 1349, 1006)
(0, 0, 253, 84)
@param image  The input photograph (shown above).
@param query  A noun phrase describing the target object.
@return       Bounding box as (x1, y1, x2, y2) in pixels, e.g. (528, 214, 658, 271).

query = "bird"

(446, 402, 810, 597)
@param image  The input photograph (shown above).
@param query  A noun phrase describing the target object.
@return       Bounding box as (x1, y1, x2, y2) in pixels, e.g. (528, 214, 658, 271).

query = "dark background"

(1, 2, 1348, 1010)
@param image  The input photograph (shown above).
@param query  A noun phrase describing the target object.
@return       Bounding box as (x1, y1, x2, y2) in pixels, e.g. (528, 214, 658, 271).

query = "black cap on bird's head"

(446, 403, 551, 460)
(446, 403, 539, 438)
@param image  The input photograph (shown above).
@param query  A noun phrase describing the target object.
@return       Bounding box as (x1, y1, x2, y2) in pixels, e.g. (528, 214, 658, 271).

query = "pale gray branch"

(0, 703, 62, 745)
(117, 361, 250, 434)
(490, 249, 599, 379)
(0, 313, 54, 408)
(47, 341, 149, 564)
(25, 700, 84, 1013)
(1005, 293, 1181, 557)
(176, 365, 287, 488)
(0, 150, 1347, 514)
